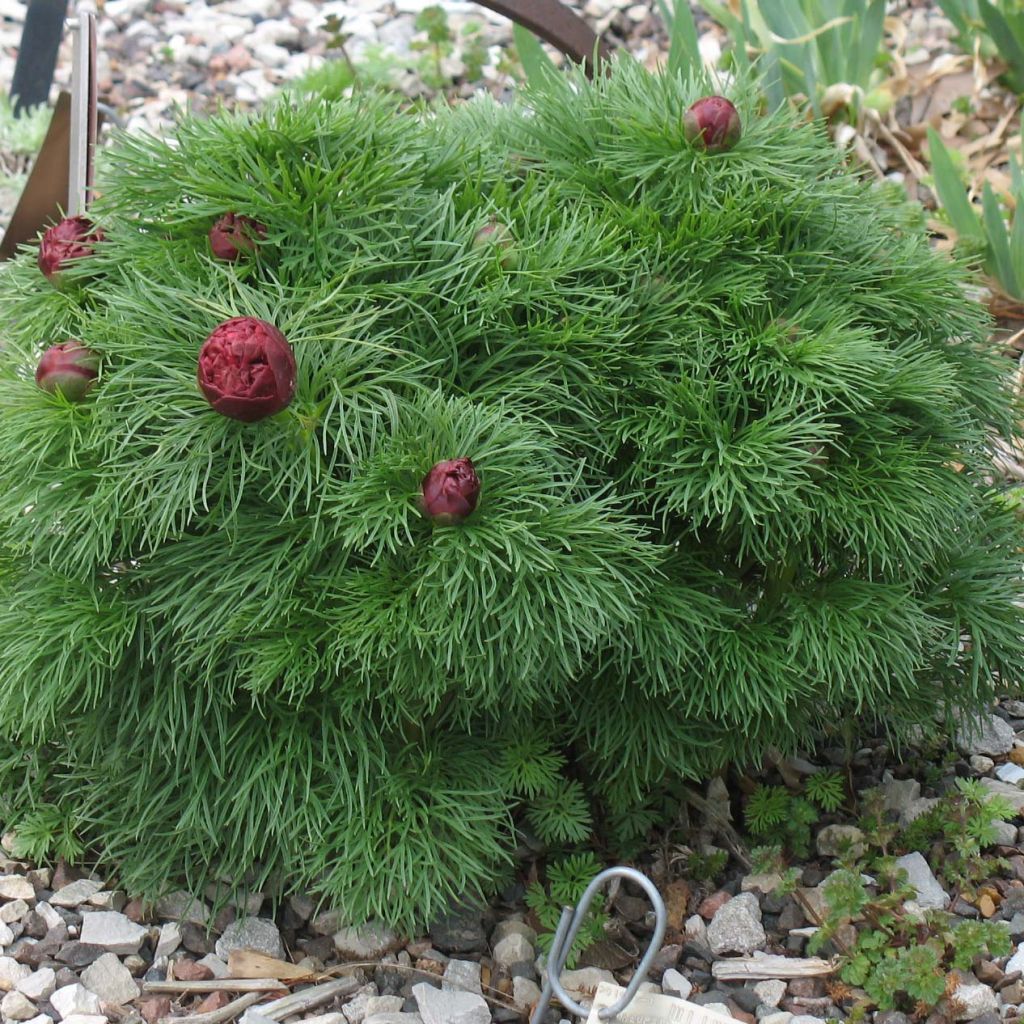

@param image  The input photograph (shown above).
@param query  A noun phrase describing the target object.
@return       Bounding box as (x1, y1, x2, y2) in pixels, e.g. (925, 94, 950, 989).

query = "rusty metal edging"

(475, 0, 612, 74)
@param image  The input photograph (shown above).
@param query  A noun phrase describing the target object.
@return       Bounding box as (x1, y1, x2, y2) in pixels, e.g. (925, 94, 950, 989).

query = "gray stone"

(0, 879, 34, 903)
(411, 983, 489, 1024)
(893, 852, 948, 910)
(195, 955, 230, 979)
(441, 960, 481, 997)
(994, 819, 1019, 846)
(952, 982, 998, 1020)
(333, 922, 397, 961)
(84, 893, 124, 913)
(2, 990, 39, 1020)
(80, 954, 140, 1006)
(33, 905, 61, 932)
(78, 913, 147, 955)
(0, 921, 13, 947)
(753, 979, 786, 1008)
(214, 918, 284, 961)
(898, 797, 940, 826)
(996, 762, 1024, 785)
(814, 825, 866, 859)
(981, 778, 1024, 812)
(970, 755, 996, 774)
(702, 1005, 732, 1019)
(340, 983, 378, 1024)
(741, 873, 783, 894)
(556, 967, 615, 1002)
(363, 997, 403, 1016)
(660, 968, 692, 1000)
(707, 893, 767, 956)
(427, 907, 488, 955)
(761, 1014, 793, 1024)
(0, 957, 31, 990)
(155, 923, 180, 958)
(154, 893, 209, 927)
(953, 712, 1015, 757)
(875, 775, 920, 815)
(1005, 941, 1024, 974)
(49, 882, 103, 909)
(0, 902, 29, 926)
(16, 968, 56, 1002)
(789, 1017, 826, 1024)
(491, 933, 532, 968)
(60, 1016, 108, 1024)
(510, 977, 541, 1011)
(50, 984, 102, 1020)
(362, 1015, 421, 1024)
(20, 1015, 53, 1024)
(490, 920, 535, 948)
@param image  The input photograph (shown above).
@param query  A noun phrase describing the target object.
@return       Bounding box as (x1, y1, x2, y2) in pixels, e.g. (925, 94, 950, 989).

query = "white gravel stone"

(333, 922, 397, 960)
(490, 919, 536, 947)
(81, 954, 140, 1006)
(660, 968, 692, 1000)
(33, 905, 61, 932)
(441, 960, 482, 996)
(0, 921, 14, 947)
(2, 990, 39, 1020)
(154, 892, 209, 926)
(557, 967, 615, 1001)
(981, 777, 1024, 812)
(707, 893, 766, 956)
(195, 955, 230, 979)
(994, 819, 1019, 846)
(363, 997, 403, 1016)
(411, 983, 489, 1024)
(510, 977, 541, 1011)
(340, 983, 377, 1024)
(970, 754, 996, 773)
(0, 957, 31, 992)
(1006, 941, 1024, 974)
(893, 852, 948, 911)
(50, 984, 102, 1021)
(16, 969, 56, 1002)
(954, 711, 1015, 757)
(21, 1015, 54, 1024)
(761, 1014, 793, 1024)
(0, 901, 28, 925)
(492, 932, 533, 967)
(996, 762, 1024, 785)
(49, 881, 103, 909)
(79, 913, 147, 955)
(155, 923, 181, 958)
(0, 878, 34, 902)
(754, 979, 787, 1007)
(85, 892, 125, 912)
(953, 982, 998, 1020)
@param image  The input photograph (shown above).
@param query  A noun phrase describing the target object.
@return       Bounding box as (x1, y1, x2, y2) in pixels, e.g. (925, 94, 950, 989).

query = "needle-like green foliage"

(0, 60, 1020, 930)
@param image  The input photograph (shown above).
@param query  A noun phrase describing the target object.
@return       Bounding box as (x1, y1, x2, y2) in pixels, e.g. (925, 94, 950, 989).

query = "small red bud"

(420, 458, 480, 525)
(209, 213, 267, 262)
(683, 96, 742, 154)
(38, 216, 104, 283)
(36, 341, 100, 401)
(472, 220, 515, 268)
(197, 317, 296, 422)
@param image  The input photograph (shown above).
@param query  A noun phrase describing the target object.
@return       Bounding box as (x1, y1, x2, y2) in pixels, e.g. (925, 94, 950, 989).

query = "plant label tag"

(585, 982, 736, 1024)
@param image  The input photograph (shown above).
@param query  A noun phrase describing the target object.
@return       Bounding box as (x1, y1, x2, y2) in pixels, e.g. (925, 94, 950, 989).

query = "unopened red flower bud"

(472, 220, 515, 268)
(683, 96, 741, 154)
(420, 458, 480, 525)
(36, 341, 100, 401)
(209, 213, 267, 262)
(37, 216, 104, 283)
(197, 317, 296, 422)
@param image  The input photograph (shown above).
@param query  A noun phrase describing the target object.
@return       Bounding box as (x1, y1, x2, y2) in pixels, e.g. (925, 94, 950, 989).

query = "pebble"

(0, 901, 29, 926)
(661, 968, 692, 1000)
(2, 990, 39, 1020)
(333, 922, 398, 960)
(814, 824, 866, 859)
(894, 852, 948, 911)
(153, 893, 208, 926)
(440, 959, 482, 997)
(491, 933, 532, 968)
(0, 957, 32, 991)
(753, 979, 787, 1007)
(0, 879, 35, 903)
(972, 755, 997, 773)
(996, 762, 1024, 785)
(214, 918, 284, 961)
(954, 711, 1016, 757)
(953, 982, 999, 1019)
(50, 983, 102, 1020)
(16, 968, 56, 1002)
(80, 954, 140, 1006)
(49, 883, 103, 910)
(410, 982, 489, 1024)
(78, 914, 147, 956)
(510, 976, 541, 1010)
(707, 893, 766, 956)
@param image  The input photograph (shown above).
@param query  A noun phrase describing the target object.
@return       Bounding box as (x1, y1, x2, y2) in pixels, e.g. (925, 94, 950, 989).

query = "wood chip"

(712, 955, 835, 981)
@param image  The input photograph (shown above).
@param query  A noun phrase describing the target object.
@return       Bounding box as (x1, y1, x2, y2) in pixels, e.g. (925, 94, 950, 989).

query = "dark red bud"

(472, 220, 515, 268)
(420, 458, 480, 525)
(209, 213, 267, 262)
(36, 341, 100, 401)
(38, 216, 104, 283)
(683, 96, 741, 154)
(197, 317, 296, 422)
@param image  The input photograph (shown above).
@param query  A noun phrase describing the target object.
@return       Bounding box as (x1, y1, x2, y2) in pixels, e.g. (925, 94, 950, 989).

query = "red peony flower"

(37, 216, 104, 283)
(683, 96, 742, 154)
(209, 213, 267, 262)
(197, 317, 296, 422)
(420, 458, 480, 525)
(36, 341, 100, 401)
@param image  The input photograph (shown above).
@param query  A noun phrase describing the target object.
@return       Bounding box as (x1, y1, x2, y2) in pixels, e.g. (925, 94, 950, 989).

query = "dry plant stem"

(681, 786, 752, 871)
(157, 991, 264, 1024)
(144, 981, 288, 995)
(712, 955, 834, 981)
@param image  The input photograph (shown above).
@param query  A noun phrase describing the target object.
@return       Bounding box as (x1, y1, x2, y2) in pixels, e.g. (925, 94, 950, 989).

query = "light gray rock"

(195, 955, 230, 979)
(2, 990, 39, 1020)
(441, 960, 482, 996)
(981, 778, 1024, 812)
(21, 1015, 53, 1024)
(970, 754, 996, 774)
(154, 892, 209, 926)
(296, 1016, 346, 1024)
(557, 967, 615, 1001)
(789, 1017, 826, 1024)
(953, 711, 1015, 757)
(815, 825, 866, 859)
(33, 905, 61, 931)
(741, 873, 784, 894)
(994, 819, 1019, 846)
(893, 853, 948, 911)
(49, 881, 102, 909)
(362, 1015, 421, 1024)
(50, 984, 102, 1020)
(79, 913, 147, 955)
(492, 933, 532, 968)
(340, 983, 377, 1024)
(702, 1004, 732, 1018)
(81, 954, 140, 1006)
(155, 923, 181, 959)
(60, 1016, 108, 1024)
(16, 968, 56, 1002)
(411, 983, 489, 1024)
(952, 982, 998, 1020)
(490, 920, 535, 947)
(996, 762, 1024, 785)
(0, 921, 13, 947)
(0, 878, 34, 903)
(1005, 941, 1024, 974)
(875, 775, 920, 816)
(761, 1014, 793, 1024)
(363, 997, 403, 1016)
(898, 797, 940, 827)
(753, 979, 787, 1008)
(0, 901, 28, 925)
(0, 957, 32, 991)
(707, 893, 767, 956)
(214, 918, 284, 961)
(85, 892, 124, 912)
(511, 976, 541, 1011)
(660, 968, 692, 1000)
(332, 922, 397, 960)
